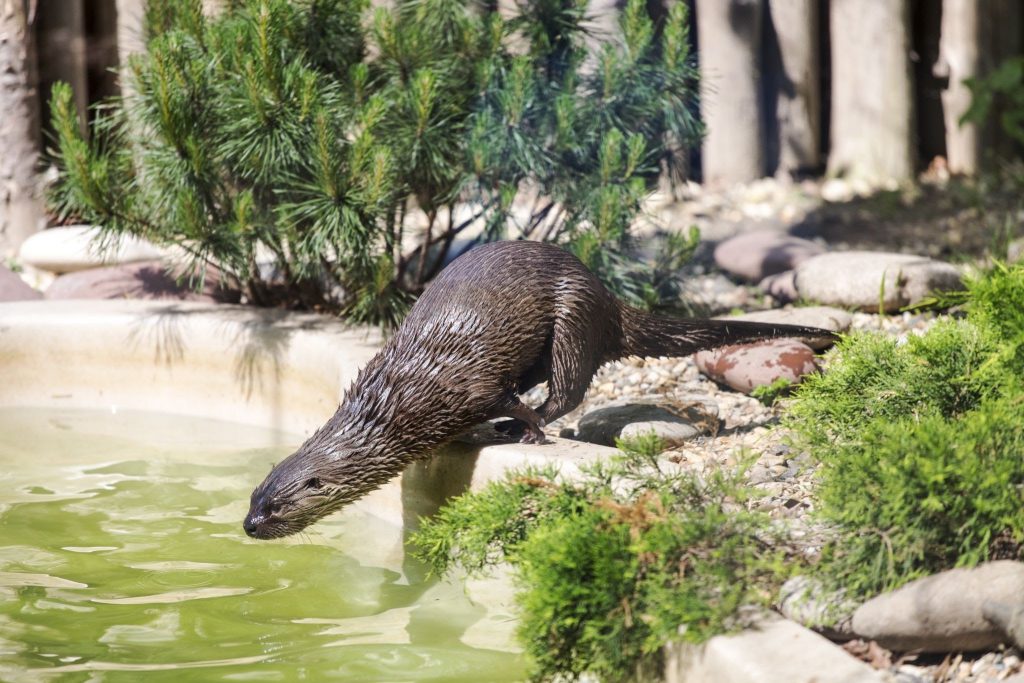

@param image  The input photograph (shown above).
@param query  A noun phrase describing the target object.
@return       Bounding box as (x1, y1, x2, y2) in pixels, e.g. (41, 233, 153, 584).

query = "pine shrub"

(48, 0, 701, 326)
(787, 263, 1024, 598)
(413, 439, 793, 682)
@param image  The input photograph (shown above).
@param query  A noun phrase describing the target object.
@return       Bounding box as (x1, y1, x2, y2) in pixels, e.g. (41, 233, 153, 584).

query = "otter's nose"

(243, 514, 261, 538)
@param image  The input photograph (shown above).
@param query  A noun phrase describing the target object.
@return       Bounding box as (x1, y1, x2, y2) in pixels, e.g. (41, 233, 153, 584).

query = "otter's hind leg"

(535, 316, 603, 425)
(490, 394, 547, 444)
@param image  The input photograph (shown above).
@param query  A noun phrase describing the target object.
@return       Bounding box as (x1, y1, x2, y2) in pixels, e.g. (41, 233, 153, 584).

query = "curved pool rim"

(0, 299, 615, 527)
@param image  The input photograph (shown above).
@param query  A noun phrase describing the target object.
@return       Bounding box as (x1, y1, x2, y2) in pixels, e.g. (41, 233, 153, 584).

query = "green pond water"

(0, 408, 524, 682)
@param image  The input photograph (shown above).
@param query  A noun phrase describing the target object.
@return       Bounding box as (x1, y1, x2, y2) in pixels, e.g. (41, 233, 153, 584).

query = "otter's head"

(243, 446, 365, 540)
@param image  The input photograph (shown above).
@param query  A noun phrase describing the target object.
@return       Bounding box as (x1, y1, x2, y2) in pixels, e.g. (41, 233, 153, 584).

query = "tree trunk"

(115, 0, 145, 69)
(36, 0, 88, 126)
(695, 0, 765, 187)
(937, 0, 979, 174)
(764, 0, 820, 177)
(827, 0, 915, 183)
(0, 0, 44, 256)
(978, 0, 1023, 160)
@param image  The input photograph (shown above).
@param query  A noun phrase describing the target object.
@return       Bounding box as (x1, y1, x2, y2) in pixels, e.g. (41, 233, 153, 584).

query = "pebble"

(575, 401, 718, 448)
(759, 270, 799, 303)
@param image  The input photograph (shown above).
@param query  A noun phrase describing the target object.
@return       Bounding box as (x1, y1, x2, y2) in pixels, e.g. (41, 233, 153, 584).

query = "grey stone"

(779, 576, 857, 639)
(759, 270, 799, 303)
(1008, 237, 1024, 264)
(576, 401, 718, 447)
(664, 613, 885, 683)
(794, 251, 964, 312)
(19, 225, 165, 273)
(720, 306, 851, 350)
(694, 339, 819, 394)
(45, 260, 239, 303)
(851, 561, 1024, 652)
(981, 600, 1024, 650)
(713, 230, 825, 282)
(0, 265, 42, 301)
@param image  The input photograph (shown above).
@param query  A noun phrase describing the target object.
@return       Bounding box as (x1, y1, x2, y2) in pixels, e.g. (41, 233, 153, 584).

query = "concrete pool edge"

(0, 299, 617, 527)
(1, 300, 879, 682)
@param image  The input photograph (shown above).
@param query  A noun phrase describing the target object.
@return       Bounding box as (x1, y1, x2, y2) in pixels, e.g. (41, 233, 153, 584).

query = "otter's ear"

(304, 477, 322, 490)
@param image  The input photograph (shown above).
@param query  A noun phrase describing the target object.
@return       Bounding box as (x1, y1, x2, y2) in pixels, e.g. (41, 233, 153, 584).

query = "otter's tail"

(619, 305, 837, 359)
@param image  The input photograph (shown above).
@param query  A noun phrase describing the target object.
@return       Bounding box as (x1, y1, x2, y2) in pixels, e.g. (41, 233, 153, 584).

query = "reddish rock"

(45, 260, 239, 303)
(0, 265, 42, 301)
(713, 230, 825, 282)
(694, 339, 819, 394)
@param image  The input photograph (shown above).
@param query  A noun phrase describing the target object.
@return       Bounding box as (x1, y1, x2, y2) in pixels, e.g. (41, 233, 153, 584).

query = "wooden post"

(36, 0, 89, 125)
(827, 0, 915, 183)
(937, 0, 979, 174)
(766, 0, 820, 177)
(0, 0, 45, 255)
(695, 0, 765, 186)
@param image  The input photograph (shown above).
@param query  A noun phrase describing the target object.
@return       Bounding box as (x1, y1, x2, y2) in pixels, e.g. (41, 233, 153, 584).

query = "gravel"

(521, 268, 1012, 683)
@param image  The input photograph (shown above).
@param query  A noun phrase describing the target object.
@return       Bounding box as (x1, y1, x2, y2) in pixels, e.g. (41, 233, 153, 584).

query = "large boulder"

(18, 225, 166, 274)
(45, 260, 239, 303)
(851, 561, 1024, 652)
(0, 265, 42, 301)
(713, 230, 825, 282)
(794, 251, 963, 312)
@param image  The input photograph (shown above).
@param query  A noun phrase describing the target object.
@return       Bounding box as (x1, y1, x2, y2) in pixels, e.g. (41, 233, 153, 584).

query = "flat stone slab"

(794, 251, 963, 312)
(719, 306, 850, 350)
(19, 225, 166, 274)
(852, 561, 1024, 653)
(714, 230, 825, 282)
(664, 614, 885, 683)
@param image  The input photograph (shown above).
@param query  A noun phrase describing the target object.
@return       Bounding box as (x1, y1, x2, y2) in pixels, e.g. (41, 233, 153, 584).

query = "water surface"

(0, 408, 522, 682)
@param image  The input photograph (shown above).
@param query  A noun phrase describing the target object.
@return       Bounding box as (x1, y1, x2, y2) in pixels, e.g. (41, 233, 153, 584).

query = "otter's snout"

(244, 486, 286, 540)
(242, 511, 265, 538)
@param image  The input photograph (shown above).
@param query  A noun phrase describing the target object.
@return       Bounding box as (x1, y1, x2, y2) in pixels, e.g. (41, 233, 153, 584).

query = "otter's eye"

(268, 499, 284, 514)
(304, 477, 321, 490)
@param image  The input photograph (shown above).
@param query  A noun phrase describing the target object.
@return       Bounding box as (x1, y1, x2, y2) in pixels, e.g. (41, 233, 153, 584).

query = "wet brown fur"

(244, 240, 834, 539)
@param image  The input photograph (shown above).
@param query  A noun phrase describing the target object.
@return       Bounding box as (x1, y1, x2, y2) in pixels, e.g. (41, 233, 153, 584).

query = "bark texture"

(766, 0, 820, 176)
(36, 0, 87, 124)
(696, 0, 764, 186)
(827, 0, 915, 182)
(937, 0, 979, 174)
(0, 0, 43, 255)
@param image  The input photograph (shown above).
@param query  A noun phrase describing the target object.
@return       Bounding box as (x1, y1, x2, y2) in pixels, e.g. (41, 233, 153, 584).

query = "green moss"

(412, 439, 794, 682)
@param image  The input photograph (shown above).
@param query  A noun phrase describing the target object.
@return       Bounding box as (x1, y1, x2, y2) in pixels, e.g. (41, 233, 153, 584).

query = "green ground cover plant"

(787, 262, 1024, 598)
(412, 436, 795, 682)
(48, 0, 701, 326)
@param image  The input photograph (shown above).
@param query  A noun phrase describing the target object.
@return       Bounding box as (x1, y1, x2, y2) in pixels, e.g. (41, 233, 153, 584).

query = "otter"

(244, 240, 834, 539)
